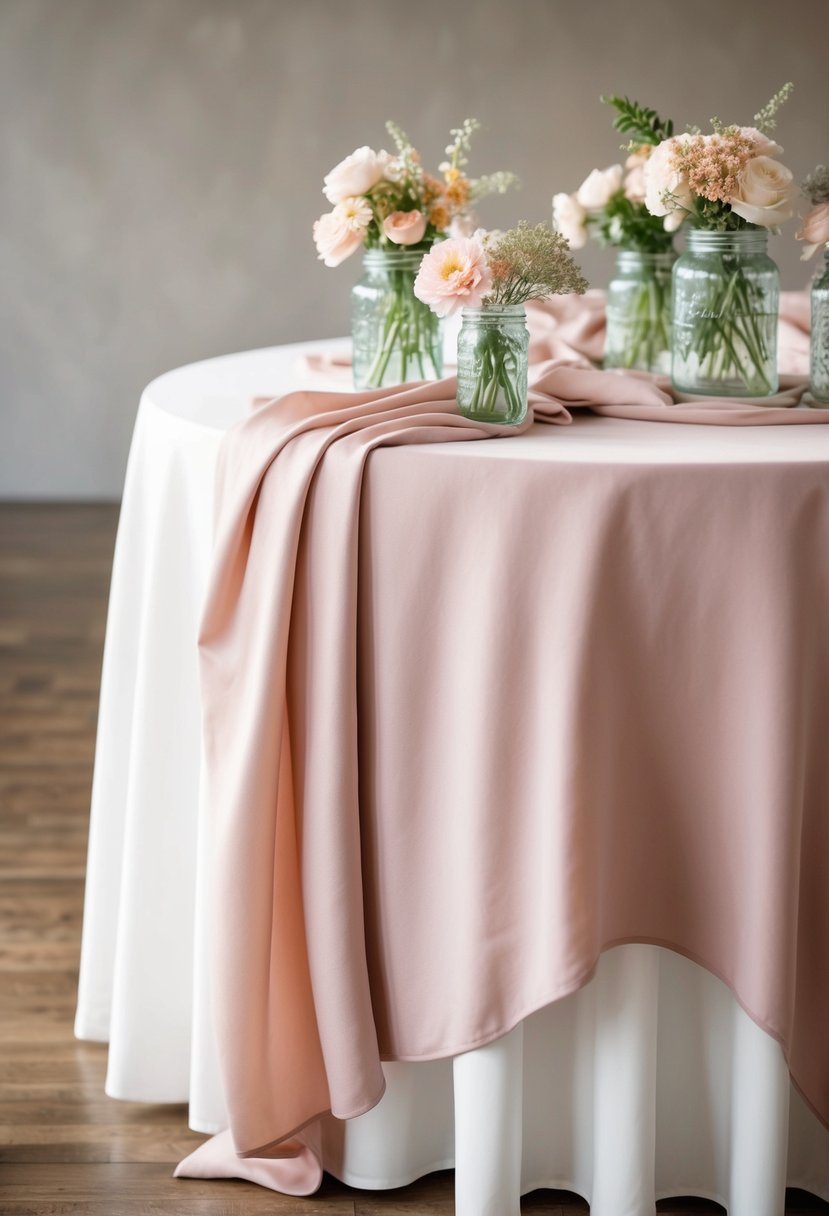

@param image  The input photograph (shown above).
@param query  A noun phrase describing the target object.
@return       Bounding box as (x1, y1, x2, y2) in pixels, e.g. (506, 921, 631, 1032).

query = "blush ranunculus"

(575, 164, 624, 211)
(644, 134, 694, 217)
(383, 210, 428, 245)
(323, 146, 389, 204)
(552, 192, 588, 249)
(797, 201, 829, 259)
(312, 209, 365, 267)
(413, 236, 492, 317)
(729, 156, 796, 228)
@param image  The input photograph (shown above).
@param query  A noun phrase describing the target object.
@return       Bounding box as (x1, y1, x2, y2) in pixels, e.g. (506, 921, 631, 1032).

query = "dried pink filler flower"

(672, 130, 755, 205)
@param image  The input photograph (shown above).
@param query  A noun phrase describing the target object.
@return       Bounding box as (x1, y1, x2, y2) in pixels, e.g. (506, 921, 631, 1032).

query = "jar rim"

(616, 249, 677, 264)
(461, 303, 527, 317)
(363, 246, 430, 263)
(686, 227, 769, 249)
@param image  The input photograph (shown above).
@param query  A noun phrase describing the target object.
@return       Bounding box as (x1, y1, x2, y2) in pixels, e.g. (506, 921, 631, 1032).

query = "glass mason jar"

(810, 250, 829, 404)
(456, 305, 529, 425)
(671, 229, 779, 397)
(351, 247, 442, 390)
(605, 249, 676, 374)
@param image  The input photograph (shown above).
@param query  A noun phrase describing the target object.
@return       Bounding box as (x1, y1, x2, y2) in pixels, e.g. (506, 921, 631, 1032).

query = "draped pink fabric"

(177, 297, 829, 1193)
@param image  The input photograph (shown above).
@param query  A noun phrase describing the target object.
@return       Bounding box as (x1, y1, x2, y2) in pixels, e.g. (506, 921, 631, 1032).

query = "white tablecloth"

(76, 341, 829, 1215)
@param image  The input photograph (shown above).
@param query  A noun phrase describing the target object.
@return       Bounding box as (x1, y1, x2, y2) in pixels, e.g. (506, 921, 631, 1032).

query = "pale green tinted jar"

(456, 305, 529, 425)
(672, 229, 779, 397)
(811, 250, 829, 404)
(351, 248, 442, 389)
(605, 249, 676, 374)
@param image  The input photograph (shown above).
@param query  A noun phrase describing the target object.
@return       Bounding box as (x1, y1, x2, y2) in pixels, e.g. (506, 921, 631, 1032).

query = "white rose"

(575, 164, 624, 211)
(644, 135, 694, 216)
(323, 146, 389, 204)
(552, 192, 588, 249)
(738, 127, 783, 158)
(663, 210, 686, 233)
(729, 156, 796, 228)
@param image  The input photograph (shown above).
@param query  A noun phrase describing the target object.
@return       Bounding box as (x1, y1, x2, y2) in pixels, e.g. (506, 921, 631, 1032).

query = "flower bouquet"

(413, 223, 587, 424)
(553, 97, 681, 373)
(797, 165, 829, 402)
(644, 84, 796, 396)
(313, 120, 517, 389)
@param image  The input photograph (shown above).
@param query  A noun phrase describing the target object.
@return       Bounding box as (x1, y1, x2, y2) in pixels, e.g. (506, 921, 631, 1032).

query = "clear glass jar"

(810, 250, 829, 404)
(605, 249, 676, 374)
(456, 305, 529, 425)
(351, 248, 442, 389)
(672, 229, 779, 397)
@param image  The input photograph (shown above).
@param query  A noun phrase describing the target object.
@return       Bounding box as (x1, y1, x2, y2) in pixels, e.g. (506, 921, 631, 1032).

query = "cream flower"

(323, 146, 389, 204)
(624, 152, 648, 204)
(663, 210, 686, 233)
(729, 156, 796, 228)
(796, 201, 829, 259)
(738, 127, 784, 158)
(576, 164, 624, 211)
(413, 236, 492, 317)
(383, 209, 427, 245)
(644, 134, 694, 216)
(312, 209, 365, 267)
(552, 192, 588, 249)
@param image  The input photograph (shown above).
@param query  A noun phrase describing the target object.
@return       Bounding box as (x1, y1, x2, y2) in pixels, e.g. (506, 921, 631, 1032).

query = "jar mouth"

(461, 303, 527, 317)
(363, 246, 431, 266)
(616, 250, 677, 267)
(686, 227, 769, 252)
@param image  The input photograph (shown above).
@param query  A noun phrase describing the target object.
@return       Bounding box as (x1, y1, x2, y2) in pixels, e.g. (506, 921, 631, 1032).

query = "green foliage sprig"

(591, 193, 676, 253)
(753, 82, 794, 134)
(601, 95, 673, 148)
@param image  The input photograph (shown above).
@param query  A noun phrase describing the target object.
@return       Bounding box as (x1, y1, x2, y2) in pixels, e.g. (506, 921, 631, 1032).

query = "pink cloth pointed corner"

(174, 1127, 323, 1194)
(185, 298, 829, 1198)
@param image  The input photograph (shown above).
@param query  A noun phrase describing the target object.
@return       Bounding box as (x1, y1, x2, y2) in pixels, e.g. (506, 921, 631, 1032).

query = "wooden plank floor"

(0, 502, 826, 1215)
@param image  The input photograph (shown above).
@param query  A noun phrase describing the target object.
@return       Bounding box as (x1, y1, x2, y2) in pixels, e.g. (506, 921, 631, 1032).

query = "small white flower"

(552, 192, 588, 249)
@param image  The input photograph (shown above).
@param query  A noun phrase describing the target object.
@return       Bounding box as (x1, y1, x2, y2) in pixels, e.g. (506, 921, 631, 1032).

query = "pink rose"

(312, 210, 364, 267)
(383, 210, 427, 246)
(413, 236, 492, 317)
(797, 202, 829, 259)
(323, 146, 389, 204)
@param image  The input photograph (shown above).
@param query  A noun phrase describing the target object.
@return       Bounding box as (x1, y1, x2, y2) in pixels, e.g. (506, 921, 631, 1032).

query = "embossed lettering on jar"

(671, 229, 779, 397)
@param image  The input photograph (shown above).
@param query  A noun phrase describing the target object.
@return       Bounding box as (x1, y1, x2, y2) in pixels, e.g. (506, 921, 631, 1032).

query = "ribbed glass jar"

(671, 229, 779, 397)
(810, 250, 829, 404)
(605, 249, 676, 374)
(456, 305, 529, 425)
(351, 248, 442, 389)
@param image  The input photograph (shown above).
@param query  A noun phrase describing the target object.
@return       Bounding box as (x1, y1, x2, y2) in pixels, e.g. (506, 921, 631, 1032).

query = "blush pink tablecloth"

(179, 300, 829, 1195)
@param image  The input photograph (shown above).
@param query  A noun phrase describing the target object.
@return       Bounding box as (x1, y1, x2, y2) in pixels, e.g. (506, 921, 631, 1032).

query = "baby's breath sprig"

(753, 82, 794, 134)
(469, 170, 521, 203)
(802, 164, 829, 206)
(444, 117, 480, 171)
(485, 222, 588, 307)
(385, 120, 423, 184)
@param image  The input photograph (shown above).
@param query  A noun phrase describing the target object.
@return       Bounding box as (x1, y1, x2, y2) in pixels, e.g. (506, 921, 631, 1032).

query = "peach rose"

(323, 146, 389, 204)
(797, 202, 829, 259)
(383, 210, 427, 246)
(729, 156, 796, 228)
(413, 236, 492, 317)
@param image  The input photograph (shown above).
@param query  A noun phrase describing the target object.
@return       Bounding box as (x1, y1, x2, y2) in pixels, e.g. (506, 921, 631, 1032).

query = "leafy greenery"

(601, 95, 673, 147)
(591, 193, 676, 253)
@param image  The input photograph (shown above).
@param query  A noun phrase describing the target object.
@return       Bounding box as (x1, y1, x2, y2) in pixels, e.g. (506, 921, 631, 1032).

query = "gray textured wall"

(2, 0, 827, 499)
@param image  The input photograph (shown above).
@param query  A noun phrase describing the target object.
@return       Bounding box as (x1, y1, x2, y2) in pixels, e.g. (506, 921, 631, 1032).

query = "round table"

(75, 340, 829, 1215)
